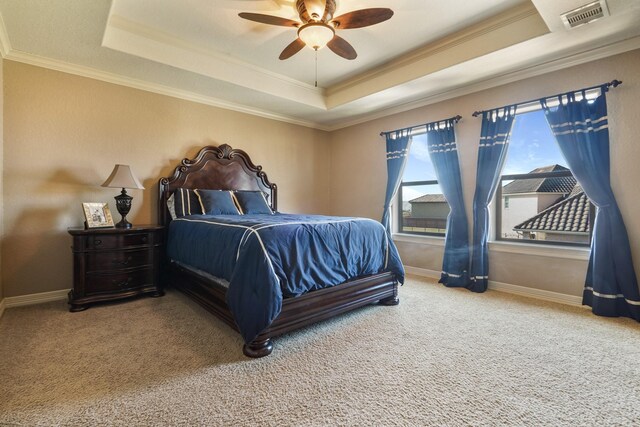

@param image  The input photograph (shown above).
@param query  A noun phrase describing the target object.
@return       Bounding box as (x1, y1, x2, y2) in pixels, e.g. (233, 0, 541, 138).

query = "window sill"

(392, 234, 590, 260)
(489, 240, 590, 261)
(392, 233, 445, 247)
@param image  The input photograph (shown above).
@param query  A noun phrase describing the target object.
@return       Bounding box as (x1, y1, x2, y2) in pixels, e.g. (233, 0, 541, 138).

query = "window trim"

(489, 240, 590, 260)
(392, 232, 445, 246)
(495, 169, 593, 247)
(398, 179, 447, 237)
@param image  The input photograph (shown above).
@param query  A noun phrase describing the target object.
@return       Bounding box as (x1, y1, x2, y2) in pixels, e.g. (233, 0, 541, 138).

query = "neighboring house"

(405, 194, 449, 231)
(501, 165, 576, 238)
(514, 184, 591, 244)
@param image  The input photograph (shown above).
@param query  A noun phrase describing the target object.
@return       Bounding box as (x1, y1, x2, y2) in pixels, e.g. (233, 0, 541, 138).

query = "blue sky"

(402, 109, 566, 199)
(503, 109, 567, 175)
(403, 133, 437, 183)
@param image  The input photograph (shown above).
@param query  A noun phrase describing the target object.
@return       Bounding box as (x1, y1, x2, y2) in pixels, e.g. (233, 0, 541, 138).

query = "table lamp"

(101, 164, 145, 229)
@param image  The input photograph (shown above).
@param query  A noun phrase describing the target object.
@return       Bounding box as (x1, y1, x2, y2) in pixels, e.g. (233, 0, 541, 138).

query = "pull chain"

(314, 48, 318, 88)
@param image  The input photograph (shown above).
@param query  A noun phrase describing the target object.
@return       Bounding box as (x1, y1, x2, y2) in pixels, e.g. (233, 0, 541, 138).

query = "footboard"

(244, 272, 398, 357)
(167, 260, 398, 358)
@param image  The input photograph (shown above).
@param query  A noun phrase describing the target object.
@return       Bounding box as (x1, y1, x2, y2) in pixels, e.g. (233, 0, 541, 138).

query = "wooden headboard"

(158, 144, 277, 226)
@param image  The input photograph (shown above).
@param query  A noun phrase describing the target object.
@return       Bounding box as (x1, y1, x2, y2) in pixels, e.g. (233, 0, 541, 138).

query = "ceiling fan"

(239, 0, 394, 60)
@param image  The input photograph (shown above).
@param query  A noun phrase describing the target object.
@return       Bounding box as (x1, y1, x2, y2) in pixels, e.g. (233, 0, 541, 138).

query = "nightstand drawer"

(85, 268, 155, 294)
(86, 249, 153, 273)
(86, 233, 154, 250)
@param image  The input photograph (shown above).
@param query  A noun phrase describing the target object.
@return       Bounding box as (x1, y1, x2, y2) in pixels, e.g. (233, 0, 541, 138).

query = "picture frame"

(82, 202, 115, 229)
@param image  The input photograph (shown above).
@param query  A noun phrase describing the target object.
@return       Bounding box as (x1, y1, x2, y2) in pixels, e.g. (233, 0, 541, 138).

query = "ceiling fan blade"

(327, 35, 357, 60)
(238, 12, 300, 27)
(279, 38, 306, 60)
(321, 0, 336, 22)
(331, 8, 394, 29)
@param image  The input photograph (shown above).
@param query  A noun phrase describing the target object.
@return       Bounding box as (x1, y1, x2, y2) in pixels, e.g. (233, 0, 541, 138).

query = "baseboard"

(0, 298, 6, 320)
(4, 289, 70, 309)
(404, 265, 582, 307)
(404, 266, 441, 280)
(488, 280, 582, 306)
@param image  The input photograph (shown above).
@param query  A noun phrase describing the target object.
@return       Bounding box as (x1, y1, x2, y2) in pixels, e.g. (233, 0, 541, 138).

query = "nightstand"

(68, 225, 164, 312)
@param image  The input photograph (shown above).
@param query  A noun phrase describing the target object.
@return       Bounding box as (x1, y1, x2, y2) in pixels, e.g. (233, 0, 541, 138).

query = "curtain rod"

(471, 79, 622, 117)
(380, 115, 462, 137)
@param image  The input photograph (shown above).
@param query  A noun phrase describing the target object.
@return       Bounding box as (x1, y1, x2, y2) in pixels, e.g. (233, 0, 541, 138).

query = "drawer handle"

(113, 277, 133, 287)
(112, 256, 133, 266)
(94, 239, 102, 246)
(141, 236, 148, 243)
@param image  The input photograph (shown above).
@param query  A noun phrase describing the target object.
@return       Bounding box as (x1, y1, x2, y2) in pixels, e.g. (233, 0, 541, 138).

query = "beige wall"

(2, 61, 329, 298)
(3, 49, 640, 300)
(329, 49, 640, 297)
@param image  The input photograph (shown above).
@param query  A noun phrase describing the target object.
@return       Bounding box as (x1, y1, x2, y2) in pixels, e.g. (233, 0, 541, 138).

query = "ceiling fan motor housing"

(297, 0, 336, 23)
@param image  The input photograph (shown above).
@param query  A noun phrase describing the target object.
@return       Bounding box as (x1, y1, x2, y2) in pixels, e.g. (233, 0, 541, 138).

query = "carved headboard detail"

(158, 144, 278, 226)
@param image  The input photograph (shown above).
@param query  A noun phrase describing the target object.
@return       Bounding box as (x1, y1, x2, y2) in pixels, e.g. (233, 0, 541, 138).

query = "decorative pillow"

(172, 188, 204, 218)
(234, 191, 273, 215)
(167, 193, 177, 220)
(196, 190, 241, 215)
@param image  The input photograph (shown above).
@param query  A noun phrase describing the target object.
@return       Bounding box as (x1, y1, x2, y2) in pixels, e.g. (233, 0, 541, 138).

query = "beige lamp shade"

(101, 164, 145, 189)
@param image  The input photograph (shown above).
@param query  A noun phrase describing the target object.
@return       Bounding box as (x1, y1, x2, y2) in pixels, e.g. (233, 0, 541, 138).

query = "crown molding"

(323, 35, 640, 131)
(1, 6, 638, 134)
(103, 14, 327, 110)
(4, 34, 638, 134)
(3, 48, 329, 130)
(325, 2, 548, 106)
(329, 2, 541, 94)
(0, 5, 327, 129)
(107, 14, 317, 92)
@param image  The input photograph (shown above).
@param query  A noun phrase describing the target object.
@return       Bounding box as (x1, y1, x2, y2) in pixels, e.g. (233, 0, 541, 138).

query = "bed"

(159, 144, 404, 357)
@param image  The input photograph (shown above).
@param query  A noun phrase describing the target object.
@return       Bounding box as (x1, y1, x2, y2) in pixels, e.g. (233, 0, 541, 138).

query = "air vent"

(561, 0, 609, 29)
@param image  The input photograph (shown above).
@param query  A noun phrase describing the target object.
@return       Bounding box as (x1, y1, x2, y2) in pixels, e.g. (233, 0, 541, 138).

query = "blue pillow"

(196, 190, 241, 215)
(171, 188, 203, 218)
(234, 191, 273, 215)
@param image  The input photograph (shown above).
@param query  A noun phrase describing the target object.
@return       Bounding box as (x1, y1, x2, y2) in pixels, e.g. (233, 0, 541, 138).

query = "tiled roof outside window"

(503, 165, 576, 195)
(513, 191, 590, 233)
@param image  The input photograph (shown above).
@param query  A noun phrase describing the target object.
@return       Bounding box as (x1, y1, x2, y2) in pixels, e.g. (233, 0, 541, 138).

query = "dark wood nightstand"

(68, 225, 164, 312)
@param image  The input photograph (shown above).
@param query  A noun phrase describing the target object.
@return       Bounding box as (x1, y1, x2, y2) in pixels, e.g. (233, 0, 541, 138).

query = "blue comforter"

(167, 213, 405, 343)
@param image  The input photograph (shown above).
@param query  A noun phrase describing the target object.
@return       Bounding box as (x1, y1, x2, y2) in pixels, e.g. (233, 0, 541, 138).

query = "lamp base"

(115, 218, 132, 229)
(114, 189, 134, 229)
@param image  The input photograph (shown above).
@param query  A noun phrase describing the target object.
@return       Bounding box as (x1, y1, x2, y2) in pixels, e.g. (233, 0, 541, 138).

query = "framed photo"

(82, 202, 115, 229)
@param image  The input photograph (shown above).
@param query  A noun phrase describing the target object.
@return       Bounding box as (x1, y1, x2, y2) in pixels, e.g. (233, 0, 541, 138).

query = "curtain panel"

(425, 119, 470, 287)
(541, 91, 640, 321)
(382, 133, 412, 235)
(469, 107, 517, 292)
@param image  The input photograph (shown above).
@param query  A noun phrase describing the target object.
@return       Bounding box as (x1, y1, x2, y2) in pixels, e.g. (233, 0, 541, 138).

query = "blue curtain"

(469, 107, 517, 292)
(382, 133, 412, 234)
(541, 90, 640, 321)
(426, 119, 470, 287)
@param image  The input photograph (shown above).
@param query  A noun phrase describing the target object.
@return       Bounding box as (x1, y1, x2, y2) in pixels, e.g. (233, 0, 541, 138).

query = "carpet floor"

(1, 276, 639, 426)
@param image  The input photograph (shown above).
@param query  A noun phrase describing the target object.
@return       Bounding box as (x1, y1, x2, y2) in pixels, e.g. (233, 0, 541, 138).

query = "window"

(397, 133, 447, 236)
(496, 109, 594, 246)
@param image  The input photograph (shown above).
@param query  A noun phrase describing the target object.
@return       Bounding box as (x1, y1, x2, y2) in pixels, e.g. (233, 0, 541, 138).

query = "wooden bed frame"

(158, 144, 399, 357)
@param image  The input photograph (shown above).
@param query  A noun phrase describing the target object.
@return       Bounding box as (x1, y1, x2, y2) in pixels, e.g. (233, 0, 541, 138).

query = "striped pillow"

(170, 188, 204, 218)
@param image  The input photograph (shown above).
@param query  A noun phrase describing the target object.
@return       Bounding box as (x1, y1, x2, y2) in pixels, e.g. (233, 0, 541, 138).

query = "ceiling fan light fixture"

(239, 1, 392, 60)
(298, 22, 335, 50)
